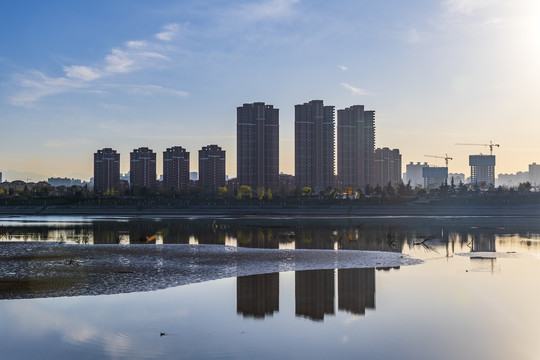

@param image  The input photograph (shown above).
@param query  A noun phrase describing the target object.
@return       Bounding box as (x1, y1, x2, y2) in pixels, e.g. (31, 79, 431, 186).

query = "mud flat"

(0, 243, 420, 300)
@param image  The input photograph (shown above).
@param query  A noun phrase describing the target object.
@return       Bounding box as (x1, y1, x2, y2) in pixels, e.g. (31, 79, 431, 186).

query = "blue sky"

(1, 0, 539, 181)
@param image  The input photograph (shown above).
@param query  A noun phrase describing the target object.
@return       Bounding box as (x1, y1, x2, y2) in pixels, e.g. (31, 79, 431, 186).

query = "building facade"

(163, 146, 190, 191)
(403, 162, 429, 188)
(529, 163, 540, 186)
(337, 106, 375, 190)
(373, 147, 401, 187)
(237, 102, 279, 190)
(469, 155, 495, 186)
(93, 148, 120, 193)
(422, 167, 449, 189)
(295, 100, 335, 191)
(130, 147, 157, 188)
(198, 144, 226, 191)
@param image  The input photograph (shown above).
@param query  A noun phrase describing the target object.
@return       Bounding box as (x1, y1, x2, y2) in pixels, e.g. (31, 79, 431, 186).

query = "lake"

(1, 214, 540, 359)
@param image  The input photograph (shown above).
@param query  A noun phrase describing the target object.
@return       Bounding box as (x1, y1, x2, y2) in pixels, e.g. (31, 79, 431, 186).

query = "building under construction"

(469, 155, 495, 186)
(422, 167, 448, 189)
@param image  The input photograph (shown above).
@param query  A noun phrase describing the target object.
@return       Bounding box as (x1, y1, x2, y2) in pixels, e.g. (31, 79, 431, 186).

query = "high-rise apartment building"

(469, 155, 495, 186)
(130, 147, 156, 188)
(199, 144, 226, 191)
(237, 102, 279, 190)
(163, 146, 190, 191)
(295, 100, 335, 191)
(93, 148, 120, 193)
(373, 147, 401, 186)
(337, 106, 375, 189)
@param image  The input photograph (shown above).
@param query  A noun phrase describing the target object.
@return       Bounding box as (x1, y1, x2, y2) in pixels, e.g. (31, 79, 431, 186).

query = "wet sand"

(0, 243, 420, 300)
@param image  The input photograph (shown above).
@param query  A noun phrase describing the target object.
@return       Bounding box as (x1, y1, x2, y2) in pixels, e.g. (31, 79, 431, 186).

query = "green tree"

(301, 186, 312, 196)
(266, 188, 273, 200)
(217, 186, 228, 196)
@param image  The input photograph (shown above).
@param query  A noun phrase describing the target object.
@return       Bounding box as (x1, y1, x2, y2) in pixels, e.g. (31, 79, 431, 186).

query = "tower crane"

(455, 141, 500, 155)
(424, 154, 453, 167)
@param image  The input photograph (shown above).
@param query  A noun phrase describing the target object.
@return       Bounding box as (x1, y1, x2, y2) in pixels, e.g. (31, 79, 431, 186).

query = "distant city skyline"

(1, 1, 539, 181)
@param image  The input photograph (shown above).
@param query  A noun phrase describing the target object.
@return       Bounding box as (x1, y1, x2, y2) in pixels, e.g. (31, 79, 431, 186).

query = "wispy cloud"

(443, 0, 492, 15)
(232, 0, 300, 22)
(438, 0, 509, 28)
(9, 23, 184, 106)
(155, 23, 181, 41)
(405, 28, 422, 43)
(341, 82, 368, 96)
(337, 65, 348, 72)
(125, 84, 188, 97)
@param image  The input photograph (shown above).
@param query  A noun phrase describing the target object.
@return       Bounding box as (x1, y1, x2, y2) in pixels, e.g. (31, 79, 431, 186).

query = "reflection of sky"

(3, 257, 540, 359)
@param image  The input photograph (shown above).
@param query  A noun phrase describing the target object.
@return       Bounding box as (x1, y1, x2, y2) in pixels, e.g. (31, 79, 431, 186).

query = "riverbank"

(1, 203, 540, 217)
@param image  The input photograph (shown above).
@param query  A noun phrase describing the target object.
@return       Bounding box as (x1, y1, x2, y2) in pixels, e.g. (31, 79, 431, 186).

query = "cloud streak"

(10, 23, 184, 106)
(341, 82, 368, 96)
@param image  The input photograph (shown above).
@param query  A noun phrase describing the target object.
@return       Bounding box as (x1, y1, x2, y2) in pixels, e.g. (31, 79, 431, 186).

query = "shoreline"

(1, 203, 540, 217)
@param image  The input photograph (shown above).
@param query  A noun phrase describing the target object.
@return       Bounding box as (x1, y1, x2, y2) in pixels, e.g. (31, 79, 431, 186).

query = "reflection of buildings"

(237, 273, 279, 318)
(295, 269, 335, 321)
(470, 232, 496, 252)
(338, 268, 375, 315)
(235, 228, 279, 249)
(294, 227, 335, 250)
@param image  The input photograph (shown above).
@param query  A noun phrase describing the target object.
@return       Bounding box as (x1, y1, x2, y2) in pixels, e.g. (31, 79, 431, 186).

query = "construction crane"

(455, 141, 500, 155)
(424, 154, 453, 167)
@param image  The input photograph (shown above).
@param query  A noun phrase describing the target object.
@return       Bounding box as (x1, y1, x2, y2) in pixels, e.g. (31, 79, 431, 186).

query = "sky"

(1, 0, 539, 182)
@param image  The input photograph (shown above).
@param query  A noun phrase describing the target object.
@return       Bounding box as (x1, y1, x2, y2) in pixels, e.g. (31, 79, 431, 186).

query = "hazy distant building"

(295, 100, 335, 191)
(337, 106, 375, 189)
(497, 171, 529, 188)
(0, 171, 2, 183)
(404, 162, 429, 188)
(448, 173, 465, 186)
(198, 144, 226, 191)
(529, 163, 540, 186)
(423, 167, 448, 189)
(93, 148, 120, 193)
(120, 172, 130, 185)
(48, 177, 83, 187)
(237, 102, 279, 190)
(163, 146, 190, 191)
(469, 155, 495, 186)
(373, 148, 401, 186)
(130, 147, 156, 188)
(189, 172, 198, 181)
